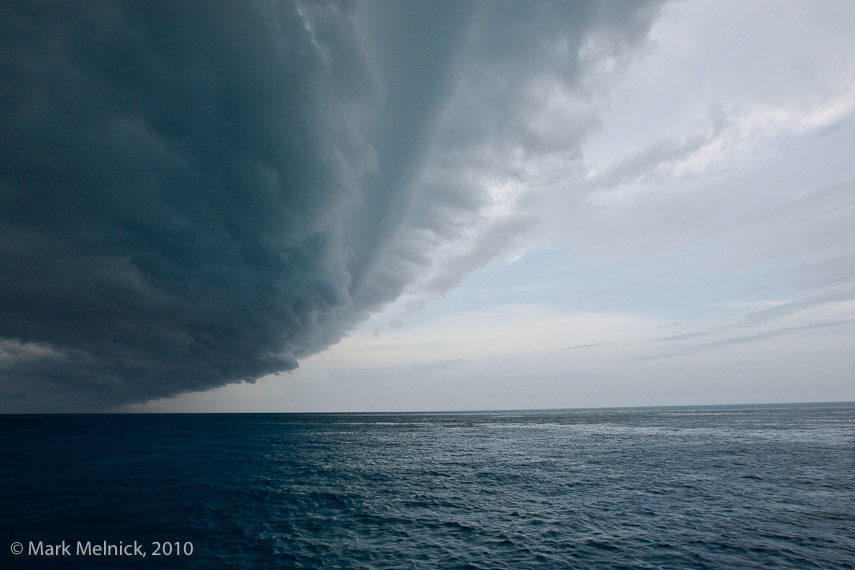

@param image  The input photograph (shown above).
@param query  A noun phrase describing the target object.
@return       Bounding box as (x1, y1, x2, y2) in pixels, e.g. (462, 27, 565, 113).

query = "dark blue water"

(2, 403, 853, 569)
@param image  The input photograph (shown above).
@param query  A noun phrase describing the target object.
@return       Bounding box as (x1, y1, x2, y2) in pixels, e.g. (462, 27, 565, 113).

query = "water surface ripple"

(2, 403, 853, 568)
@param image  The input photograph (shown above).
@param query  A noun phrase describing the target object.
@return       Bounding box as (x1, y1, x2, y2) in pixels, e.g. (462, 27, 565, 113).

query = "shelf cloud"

(0, 1, 663, 410)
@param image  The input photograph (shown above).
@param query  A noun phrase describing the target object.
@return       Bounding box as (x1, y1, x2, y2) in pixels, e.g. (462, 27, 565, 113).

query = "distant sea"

(2, 403, 853, 569)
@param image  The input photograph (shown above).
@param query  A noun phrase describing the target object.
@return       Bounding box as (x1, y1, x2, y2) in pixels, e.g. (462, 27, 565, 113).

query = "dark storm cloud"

(355, 0, 665, 307)
(0, 0, 377, 410)
(0, 0, 664, 411)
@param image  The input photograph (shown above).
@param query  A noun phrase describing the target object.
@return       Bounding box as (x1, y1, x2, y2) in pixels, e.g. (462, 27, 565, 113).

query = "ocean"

(2, 403, 853, 569)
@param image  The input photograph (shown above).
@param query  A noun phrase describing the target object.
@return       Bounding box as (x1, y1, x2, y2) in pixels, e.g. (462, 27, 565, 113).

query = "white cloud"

(129, 294, 855, 412)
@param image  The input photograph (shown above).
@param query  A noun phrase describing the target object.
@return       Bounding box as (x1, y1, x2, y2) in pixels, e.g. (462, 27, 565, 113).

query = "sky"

(1, 1, 853, 413)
